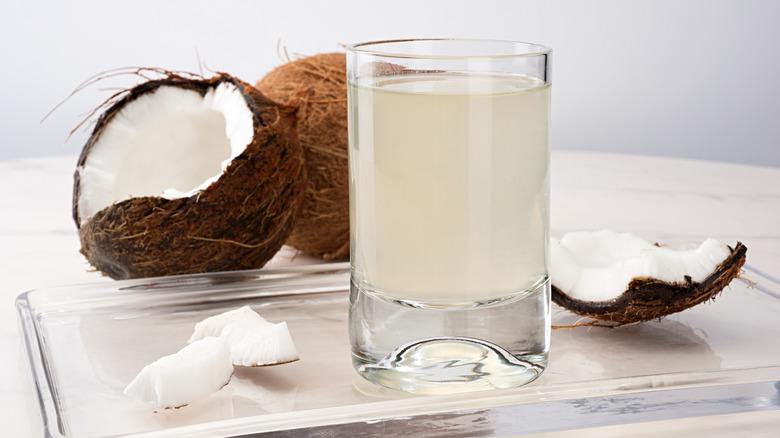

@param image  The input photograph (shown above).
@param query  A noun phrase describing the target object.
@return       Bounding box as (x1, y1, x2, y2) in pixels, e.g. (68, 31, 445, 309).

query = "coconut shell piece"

(255, 53, 349, 260)
(552, 242, 747, 326)
(74, 74, 306, 279)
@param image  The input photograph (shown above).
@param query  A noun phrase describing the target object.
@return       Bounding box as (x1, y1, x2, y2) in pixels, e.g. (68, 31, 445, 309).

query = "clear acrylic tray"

(16, 262, 780, 437)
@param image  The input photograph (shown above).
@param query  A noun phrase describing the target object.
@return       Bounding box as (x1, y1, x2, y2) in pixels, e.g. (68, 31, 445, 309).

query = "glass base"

(349, 279, 550, 395)
(353, 338, 546, 395)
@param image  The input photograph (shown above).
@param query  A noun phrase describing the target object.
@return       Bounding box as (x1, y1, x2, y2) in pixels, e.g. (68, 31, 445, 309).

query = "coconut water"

(349, 72, 550, 304)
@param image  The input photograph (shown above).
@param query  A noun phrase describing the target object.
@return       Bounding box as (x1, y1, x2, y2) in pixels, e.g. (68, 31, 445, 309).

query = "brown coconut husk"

(551, 242, 748, 327)
(255, 53, 349, 260)
(74, 74, 306, 279)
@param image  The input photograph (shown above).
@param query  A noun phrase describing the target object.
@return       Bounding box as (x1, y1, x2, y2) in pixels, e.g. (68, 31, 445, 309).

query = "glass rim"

(346, 38, 552, 60)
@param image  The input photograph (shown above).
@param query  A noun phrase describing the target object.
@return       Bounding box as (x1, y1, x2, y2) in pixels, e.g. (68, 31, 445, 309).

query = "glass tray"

(16, 263, 780, 437)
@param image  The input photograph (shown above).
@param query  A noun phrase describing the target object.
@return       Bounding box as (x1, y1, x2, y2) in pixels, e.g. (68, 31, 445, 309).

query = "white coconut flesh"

(124, 336, 233, 409)
(76, 82, 254, 224)
(221, 322, 300, 367)
(189, 306, 300, 367)
(188, 305, 274, 342)
(551, 230, 732, 302)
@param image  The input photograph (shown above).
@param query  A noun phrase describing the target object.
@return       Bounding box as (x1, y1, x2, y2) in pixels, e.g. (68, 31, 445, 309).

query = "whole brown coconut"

(552, 242, 748, 327)
(255, 53, 349, 260)
(74, 73, 306, 279)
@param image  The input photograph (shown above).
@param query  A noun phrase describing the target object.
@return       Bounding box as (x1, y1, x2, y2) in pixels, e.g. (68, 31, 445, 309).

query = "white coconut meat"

(188, 305, 274, 342)
(190, 306, 300, 367)
(124, 336, 233, 409)
(76, 82, 254, 224)
(551, 230, 732, 302)
(222, 322, 300, 367)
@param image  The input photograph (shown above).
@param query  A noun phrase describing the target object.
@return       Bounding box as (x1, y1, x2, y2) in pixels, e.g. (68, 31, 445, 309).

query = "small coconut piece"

(188, 305, 274, 342)
(124, 336, 233, 409)
(74, 73, 306, 279)
(222, 322, 300, 367)
(255, 53, 349, 260)
(190, 306, 300, 366)
(551, 230, 747, 326)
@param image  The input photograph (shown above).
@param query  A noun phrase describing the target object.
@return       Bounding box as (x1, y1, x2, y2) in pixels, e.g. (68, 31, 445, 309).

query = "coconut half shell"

(552, 242, 747, 326)
(74, 74, 305, 279)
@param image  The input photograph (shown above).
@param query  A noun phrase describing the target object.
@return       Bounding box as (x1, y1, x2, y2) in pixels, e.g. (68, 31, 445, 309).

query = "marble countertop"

(2, 151, 779, 436)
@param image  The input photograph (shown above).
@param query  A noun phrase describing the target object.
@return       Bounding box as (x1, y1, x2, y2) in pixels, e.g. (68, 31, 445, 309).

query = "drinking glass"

(347, 39, 552, 394)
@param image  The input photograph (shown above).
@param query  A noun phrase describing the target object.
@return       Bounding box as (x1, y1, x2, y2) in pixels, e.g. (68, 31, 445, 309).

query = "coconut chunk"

(551, 230, 732, 302)
(188, 305, 274, 343)
(224, 322, 300, 366)
(124, 336, 233, 409)
(190, 306, 300, 366)
(550, 230, 747, 326)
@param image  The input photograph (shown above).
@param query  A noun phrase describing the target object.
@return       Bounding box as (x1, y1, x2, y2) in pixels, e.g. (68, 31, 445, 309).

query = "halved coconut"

(74, 73, 306, 279)
(124, 336, 233, 409)
(551, 230, 747, 326)
(189, 306, 300, 366)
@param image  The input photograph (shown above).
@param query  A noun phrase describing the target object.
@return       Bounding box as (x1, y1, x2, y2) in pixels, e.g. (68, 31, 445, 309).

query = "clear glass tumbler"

(347, 39, 552, 395)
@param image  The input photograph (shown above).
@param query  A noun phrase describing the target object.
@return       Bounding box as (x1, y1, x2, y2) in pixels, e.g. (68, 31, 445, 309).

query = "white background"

(1, 0, 778, 166)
